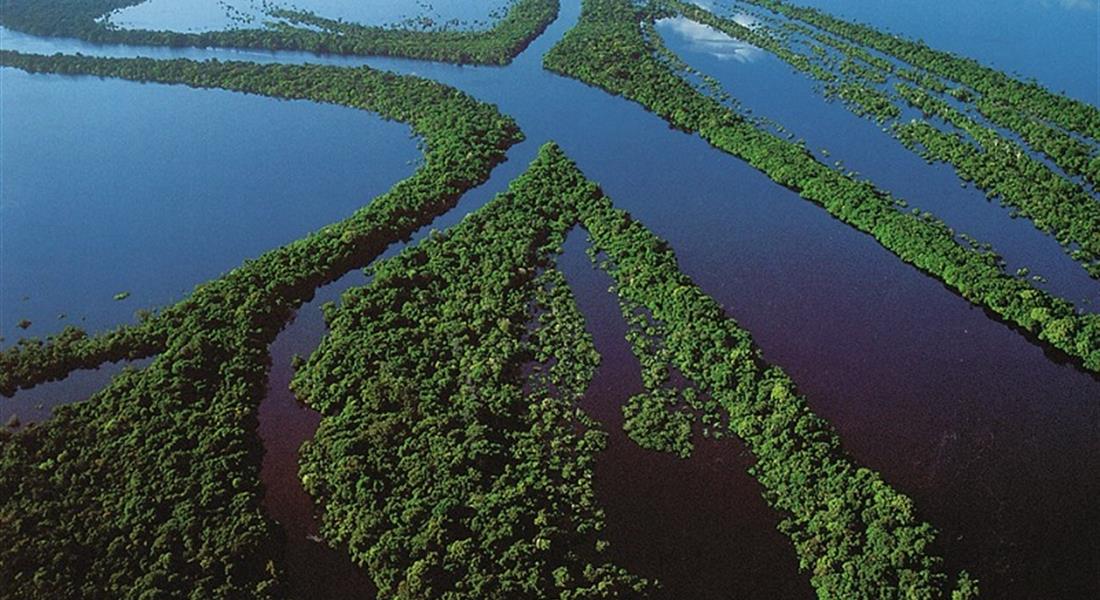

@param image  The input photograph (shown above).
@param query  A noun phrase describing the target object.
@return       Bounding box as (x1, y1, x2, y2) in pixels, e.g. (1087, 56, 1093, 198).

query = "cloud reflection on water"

(656, 15, 765, 63)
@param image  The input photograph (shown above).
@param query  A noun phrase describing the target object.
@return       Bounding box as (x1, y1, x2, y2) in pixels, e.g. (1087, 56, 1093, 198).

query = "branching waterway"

(2, 1, 1098, 597)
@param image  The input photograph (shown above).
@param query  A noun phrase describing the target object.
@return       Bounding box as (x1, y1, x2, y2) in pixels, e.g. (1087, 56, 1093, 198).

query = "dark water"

(558, 229, 815, 598)
(2, 1, 1099, 597)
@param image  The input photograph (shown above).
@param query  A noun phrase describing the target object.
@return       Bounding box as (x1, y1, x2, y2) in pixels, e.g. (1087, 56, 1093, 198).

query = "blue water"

(655, 16, 1100, 309)
(1, 0, 1098, 597)
(780, 0, 1100, 106)
(0, 68, 418, 345)
(107, 0, 510, 33)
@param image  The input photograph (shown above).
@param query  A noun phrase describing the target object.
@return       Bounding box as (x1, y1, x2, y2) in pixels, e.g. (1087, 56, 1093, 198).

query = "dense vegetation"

(575, 169, 978, 599)
(0, 50, 524, 597)
(544, 0, 1100, 375)
(292, 144, 652, 598)
(658, 0, 1100, 277)
(0, 0, 559, 65)
(892, 83, 1100, 275)
(0, 3, 1091, 597)
(291, 140, 976, 597)
(0, 50, 523, 398)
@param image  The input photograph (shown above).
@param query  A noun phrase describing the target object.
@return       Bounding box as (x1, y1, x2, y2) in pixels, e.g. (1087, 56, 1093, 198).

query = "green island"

(543, 0, 1100, 375)
(292, 145, 652, 598)
(0, 0, 559, 65)
(656, 0, 1100, 278)
(0, 50, 523, 598)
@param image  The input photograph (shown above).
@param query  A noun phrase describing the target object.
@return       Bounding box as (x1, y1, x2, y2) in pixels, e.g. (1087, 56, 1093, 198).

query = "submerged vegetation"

(0, 0, 559, 64)
(544, 0, 1100, 375)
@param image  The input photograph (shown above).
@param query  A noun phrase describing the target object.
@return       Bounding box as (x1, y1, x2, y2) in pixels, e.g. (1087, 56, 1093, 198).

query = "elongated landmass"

(659, 0, 1100, 277)
(0, 50, 523, 598)
(744, 0, 1100, 145)
(716, 0, 1100, 187)
(0, 0, 558, 65)
(543, 0, 1100, 375)
(293, 144, 652, 598)
(295, 142, 976, 597)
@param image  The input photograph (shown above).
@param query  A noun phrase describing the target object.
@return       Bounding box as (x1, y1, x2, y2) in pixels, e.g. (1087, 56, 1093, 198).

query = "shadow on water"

(258, 270, 378, 598)
(557, 228, 815, 599)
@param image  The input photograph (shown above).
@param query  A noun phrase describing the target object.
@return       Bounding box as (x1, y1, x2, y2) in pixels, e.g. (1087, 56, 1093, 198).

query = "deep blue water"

(0, 67, 419, 392)
(1, 1, 1098, 598)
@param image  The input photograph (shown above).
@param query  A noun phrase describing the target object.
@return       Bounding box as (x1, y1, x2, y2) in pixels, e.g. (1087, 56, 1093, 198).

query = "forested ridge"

(658, 0, 1100, 278)
(294, 141, 976, 598)
(293, 144, 653, 598)
(576, 167, 978, 600)
(743, 0, 1100, 144)
(0, 50, 521, 398)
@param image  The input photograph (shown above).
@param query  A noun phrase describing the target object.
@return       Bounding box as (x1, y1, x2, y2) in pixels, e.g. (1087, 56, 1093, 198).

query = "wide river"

(2, 1, 1098, 597)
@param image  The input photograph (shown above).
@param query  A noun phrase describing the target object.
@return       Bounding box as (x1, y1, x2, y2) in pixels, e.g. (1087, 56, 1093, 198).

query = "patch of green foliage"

(573, 163, 980, 599)
(894, 83, 1100, 276)
(659, 0, 1100, 277)
(830, 81, 900, 121)
(294, 140, 979, 597)
(611, 293, 720, 459)
(740, 0, 1100, 186)
(0, 0, 559, 65)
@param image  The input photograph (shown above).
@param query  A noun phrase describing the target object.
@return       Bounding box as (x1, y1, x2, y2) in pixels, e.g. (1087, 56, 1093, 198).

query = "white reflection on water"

(657, 15, 765, 63)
